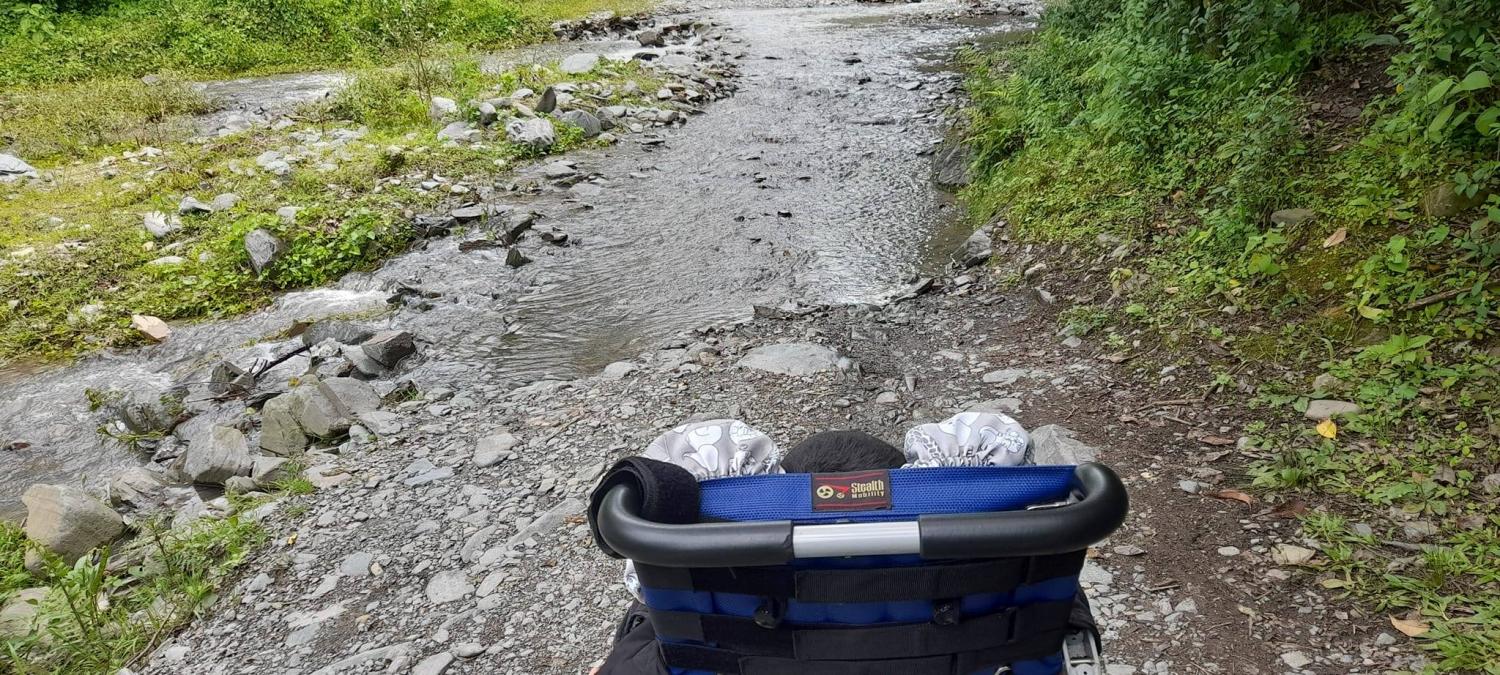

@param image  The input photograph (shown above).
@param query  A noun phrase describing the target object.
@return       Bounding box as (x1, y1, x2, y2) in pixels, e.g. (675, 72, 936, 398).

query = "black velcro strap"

(653, 600, 1074, 661)
(634, 551, 1084, 603)
(659, 626, 1070, 675)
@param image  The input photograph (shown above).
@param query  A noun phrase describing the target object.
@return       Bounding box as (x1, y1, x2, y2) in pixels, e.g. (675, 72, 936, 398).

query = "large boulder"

(108, 467, 169, 510)
(287, 377, 379, 438)
(259, 394, 308, 455)
(361, 331, 415, 367)
(21, 484, 126, 568)
(182, 426, 253, 484)
(737, 343, 841, 376)
(506, 118, 557, 151)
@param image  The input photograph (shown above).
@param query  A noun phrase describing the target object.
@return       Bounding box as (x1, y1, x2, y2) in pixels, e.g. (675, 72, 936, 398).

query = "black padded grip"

(918, 463, 1129, 558)
(595, 484, 795, 567)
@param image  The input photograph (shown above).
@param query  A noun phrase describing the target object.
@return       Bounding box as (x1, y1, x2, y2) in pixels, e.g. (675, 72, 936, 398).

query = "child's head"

(781, 430, 905, 474)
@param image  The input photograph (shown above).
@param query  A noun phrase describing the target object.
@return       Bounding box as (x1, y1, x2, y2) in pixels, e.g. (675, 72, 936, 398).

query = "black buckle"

(932, 599, 960, 626)
(754, 598, 784, 629)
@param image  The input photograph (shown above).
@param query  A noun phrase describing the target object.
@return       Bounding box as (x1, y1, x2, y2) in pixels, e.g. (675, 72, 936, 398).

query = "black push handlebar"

(594, 463, 1128, 567)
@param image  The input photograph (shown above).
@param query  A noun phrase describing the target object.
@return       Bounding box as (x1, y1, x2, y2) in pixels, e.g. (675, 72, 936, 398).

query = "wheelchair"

(591, 460, 1129, 675)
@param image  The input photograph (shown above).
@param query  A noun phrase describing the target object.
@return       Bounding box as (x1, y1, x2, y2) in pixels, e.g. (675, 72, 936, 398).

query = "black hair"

(781, 431, 906, 474)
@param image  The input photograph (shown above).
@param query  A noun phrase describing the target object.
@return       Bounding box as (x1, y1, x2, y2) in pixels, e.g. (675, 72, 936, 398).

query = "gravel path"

(126, 2, 1429, 674)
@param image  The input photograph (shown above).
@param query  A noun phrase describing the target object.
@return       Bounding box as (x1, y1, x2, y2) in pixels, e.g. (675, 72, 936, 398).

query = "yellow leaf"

(1320, 578, 1349, 589)
(287, 531, 299, 546)
(1322, 227, 1348, 248)
(1391, 616, 1430, 637)
(1316, 419, 1338, 439)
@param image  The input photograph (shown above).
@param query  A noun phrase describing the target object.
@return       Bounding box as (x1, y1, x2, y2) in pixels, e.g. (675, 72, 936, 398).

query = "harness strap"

(658, 626, 1069, 675)
(634, 551, 1084, 603)
(653, 600, 1074, 662)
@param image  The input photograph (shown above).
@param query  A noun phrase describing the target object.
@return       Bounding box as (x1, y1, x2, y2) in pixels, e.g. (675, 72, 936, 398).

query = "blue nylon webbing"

(698, 465, 1076, 523)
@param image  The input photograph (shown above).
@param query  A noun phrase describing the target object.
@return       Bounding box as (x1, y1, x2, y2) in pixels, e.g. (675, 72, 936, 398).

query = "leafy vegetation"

(0, 0, 647, 86)
(0, 515, 265, 673)
(963, 0, 1497, 670)
(0, 58, 667, 362)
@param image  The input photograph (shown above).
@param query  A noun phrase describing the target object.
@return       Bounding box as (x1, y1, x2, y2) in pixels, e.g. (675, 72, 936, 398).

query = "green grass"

(0, 0, 650, 87)
(0, 57, 667, 362)
(962, 0, 1498, 670)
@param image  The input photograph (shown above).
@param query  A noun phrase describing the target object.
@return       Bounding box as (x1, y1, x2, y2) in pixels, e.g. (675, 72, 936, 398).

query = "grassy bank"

(962, 0, 1497, 670)
(0, 0, 646, 86)
(0, 57, 669, 361)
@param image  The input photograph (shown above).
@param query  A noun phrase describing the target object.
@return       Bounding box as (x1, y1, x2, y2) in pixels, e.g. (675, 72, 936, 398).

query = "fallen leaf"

(1200, 435, 1236, 446)
(1391, 615, 1430, 637)
(1272, 543, 1317, 565)
(1270, 498, 1310, 518)
(1206, 489, 1257, 506)
(1320, 578, 1349, 589)
(286, 531, 299, 546)
(1316, 419, 1338, 439)
(1322, 227, 1348, 248)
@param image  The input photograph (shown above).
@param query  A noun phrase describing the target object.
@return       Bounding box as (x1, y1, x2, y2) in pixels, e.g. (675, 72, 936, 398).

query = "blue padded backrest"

(699, 465, 1077, 523)
(639, 466, 1084, 675)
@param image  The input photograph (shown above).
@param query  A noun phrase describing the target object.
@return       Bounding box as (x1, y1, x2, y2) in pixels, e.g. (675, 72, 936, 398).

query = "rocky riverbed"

(2, 1, 1433, 674)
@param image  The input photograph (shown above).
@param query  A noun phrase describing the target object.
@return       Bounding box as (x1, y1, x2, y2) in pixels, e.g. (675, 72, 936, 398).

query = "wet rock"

(560, 53, 601, 74)
(178, 196, 215, 215)
(637, 29, 664, 47)
(143, 211, 181, 238)
(536, 87, 558, 114)
(558, 110, 603, 139)
(1030, 425, 1097, 465)
(506, 248, 532, 268)
(955, 226, 992, 268)
(474, 432, 518, 468)
(0, 153, 39, 182)
(131, 314, 171, 342)
(22, 484, 125, 567)
(259, 394, 308, 455)
(361, 331, 416, 368)
(244, 229, 286, 275)
(1304, 399, 1361, 420)
(1270, 208, 1314, 225)
(932, 139, 972, 190)
(183, 426, 253, 484)
(300, 320, 375, 347)
(429, 96, 459, 121)
(738, 343, 840, 376)
(413, 214, 458, 238)
(506, 118, 556, 151)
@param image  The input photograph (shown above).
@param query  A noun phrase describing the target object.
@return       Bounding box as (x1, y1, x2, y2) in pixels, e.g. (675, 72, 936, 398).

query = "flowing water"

(0, 0, 1035, 516)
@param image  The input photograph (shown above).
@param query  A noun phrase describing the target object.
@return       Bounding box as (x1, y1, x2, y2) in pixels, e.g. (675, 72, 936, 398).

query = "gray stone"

(429, 96, 458, 121)
(339, 551, 374, 578)
(178, 196, 214, 215)
(0, 588, 48, 638)
(1270, 209, 1315, 226)
(1030, 425, 1098, 465)
(21, 484, 125, 568)
(506, 248, 531, 268)
(405, 466, 454, 487)
(288, 385, 351, 439)
(1281, 651, 1312, 669)
(244, 229, 285, 275)
(183, 426, 254, 485)
(601, 361, 638, 379)
(560, 53, 600, 74)
(108, 467, 167, 509)
(300, 320, 375, 347)
(357, 410, 403, 436)
(259, 395, 308, 455)
(252, 456, 293, 485)
(276, 206, 303, 225)
(1304, 399, 1362, 420)
(738, 343, 840, 376)
(474, 432, 518, 468)
(932, 140, 972, 190)
(437, 121, 477, 142)
(955, 226, 992, 268)
(536, 87, 558, 114)
(223, 476, 258, 494)
(210, 193, 239, 212)
(361, 331, 416, 367)
(143, 211, 181, 238)
(637, 29, 663, 47)
(506, 118, 556, 151)
(478, 102, 498, 126)
(506, 498, 584, 548)
(0, 153, 39, 181)
(981, 368, 1027, 385)
(558, 110, 603, 139)
(413, 652, 454, 675)
(319, 377, 381, 415)
(425, 570, 474, 605)
(972, 398, 1022, 414)
(1421, 183, 1488, 218)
